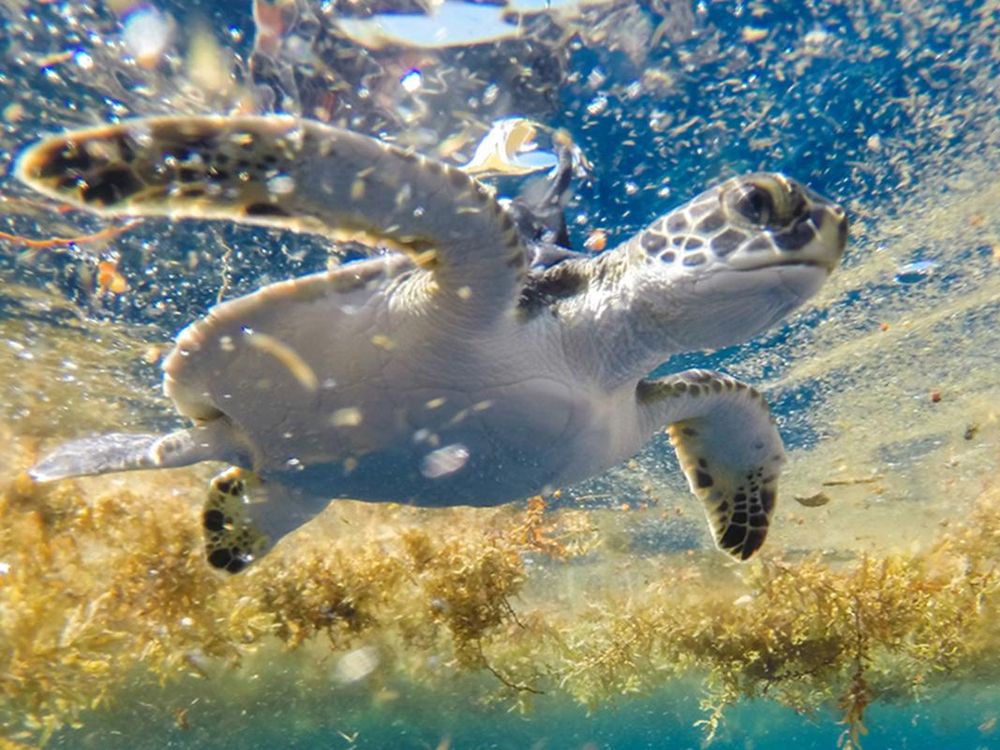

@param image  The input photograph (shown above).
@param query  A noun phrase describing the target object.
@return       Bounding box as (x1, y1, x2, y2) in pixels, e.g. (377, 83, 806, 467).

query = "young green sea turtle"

(17, 115, 847, 572)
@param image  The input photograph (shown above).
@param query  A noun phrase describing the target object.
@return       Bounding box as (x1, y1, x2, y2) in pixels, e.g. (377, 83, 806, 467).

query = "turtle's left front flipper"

(17, 116, 528, 328)
(636, 370, 786, 560)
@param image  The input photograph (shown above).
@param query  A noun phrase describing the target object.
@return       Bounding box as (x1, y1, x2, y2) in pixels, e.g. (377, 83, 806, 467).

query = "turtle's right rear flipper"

(30, 433, 164, 481)
(30, 423, 240, 481)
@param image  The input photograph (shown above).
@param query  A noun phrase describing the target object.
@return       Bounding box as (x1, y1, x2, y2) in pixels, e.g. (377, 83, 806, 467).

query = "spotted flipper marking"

(638, 369, 785, 560)
(203, 467, 269, 574)
(17, 115, 529, 326)
(669, 428, 779, 560)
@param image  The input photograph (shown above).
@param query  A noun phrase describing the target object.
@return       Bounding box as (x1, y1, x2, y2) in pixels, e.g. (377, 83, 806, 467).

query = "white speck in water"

(286, 457, 303, 469)
(400, 68, 422, 93)
(331, 407, 363, 427)
(334, 646, 380, 685)
(420, 444, 470, 479)
(73, 50, 93, 70)
(267, 174, 295, 195)
(624, 181, 639, 196)
(0, 561, 10, 575)
(482, 83, 498, 105)
(895, 259, 935, 284)
(123, 6, 171, 65)
(586, 95, 608, 116)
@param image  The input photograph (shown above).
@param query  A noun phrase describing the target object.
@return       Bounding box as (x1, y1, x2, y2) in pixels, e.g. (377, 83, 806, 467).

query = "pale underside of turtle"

(17, 115, 848, 573)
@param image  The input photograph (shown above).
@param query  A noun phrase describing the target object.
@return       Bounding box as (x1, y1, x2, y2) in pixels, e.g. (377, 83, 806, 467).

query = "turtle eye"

(732, 184, 775, 227)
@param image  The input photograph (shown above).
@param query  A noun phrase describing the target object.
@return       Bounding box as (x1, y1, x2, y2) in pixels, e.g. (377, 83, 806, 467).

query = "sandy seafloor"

(0, 0, 999, 748)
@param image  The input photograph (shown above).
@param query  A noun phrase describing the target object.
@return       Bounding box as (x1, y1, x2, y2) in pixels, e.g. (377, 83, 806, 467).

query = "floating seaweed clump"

(0, 436, 998, 747)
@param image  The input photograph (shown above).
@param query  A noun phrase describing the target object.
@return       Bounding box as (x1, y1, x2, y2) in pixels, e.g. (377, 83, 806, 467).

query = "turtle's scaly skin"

(18, 116, 847, 571)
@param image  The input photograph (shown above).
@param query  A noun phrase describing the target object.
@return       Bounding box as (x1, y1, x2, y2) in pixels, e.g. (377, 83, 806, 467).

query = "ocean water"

(0, 0, 998, 748)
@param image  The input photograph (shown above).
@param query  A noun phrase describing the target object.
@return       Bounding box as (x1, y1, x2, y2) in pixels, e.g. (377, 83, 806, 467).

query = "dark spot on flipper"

(81, 167, 144, 206)
(518, 263, 589, 315)
(226, 552, 248, 574)
(36, 144, 94, 179)
(178, 167, 202, 183)
(720, 524, 747, 550)
(761, 485, 776, 513)
(695, 470, 714, 488)
(733, 492, 747, 505)
(203, 509, 226, 532)
(208, 548, 232, 569)
(245, 202, 291, 218)
(731, 511, 747, 525)
(741, 528, 768, 559)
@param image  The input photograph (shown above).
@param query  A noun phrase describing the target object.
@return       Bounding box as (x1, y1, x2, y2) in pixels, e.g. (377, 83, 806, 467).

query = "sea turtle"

(17, 115, 847, 573)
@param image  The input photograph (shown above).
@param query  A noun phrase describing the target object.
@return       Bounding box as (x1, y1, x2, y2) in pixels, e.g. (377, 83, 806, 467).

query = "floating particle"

(930, 390, 941, 403)
(462, 118, 554, 177)
(371, 334, 395, 350)
(894, 259, 935, 284)
(586, 96, 609, 116)
(584, 229, 607, 252)
(334, 646, 380, 685)
(400, 68, 422, 92)
(794, 492, 831, 508)
(420, 444, 470, 479)
(587, 67, 607, 89)
(73, 50, 94, 70)
(267, 174, 295, 195)
(964, 424, 980, 440)
(742, 27, 767, 43)
(867, 134, 882, 152)
(96, 260, 128, 294)
(2, 102, 24, 123)
(123, 5, 172, 68)
(243, 330, 318, 391)
(331, 407, 363, 427)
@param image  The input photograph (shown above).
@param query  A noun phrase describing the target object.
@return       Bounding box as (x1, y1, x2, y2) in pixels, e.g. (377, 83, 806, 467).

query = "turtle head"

(631, 172, 847, 351)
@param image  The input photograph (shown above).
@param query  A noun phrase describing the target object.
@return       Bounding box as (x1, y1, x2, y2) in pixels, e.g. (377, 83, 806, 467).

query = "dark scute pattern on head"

(641, 231, 667, 252)
(697, 211, 726, 233)
(711, 228, 746, 257)
(774, 219, 816, 251)
(666, 214, 687, 233)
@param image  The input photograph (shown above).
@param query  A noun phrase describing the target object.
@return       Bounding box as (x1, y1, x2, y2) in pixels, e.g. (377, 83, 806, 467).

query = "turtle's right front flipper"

(17, 116, 529, 328)
(636, 370, 786, 561)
